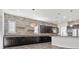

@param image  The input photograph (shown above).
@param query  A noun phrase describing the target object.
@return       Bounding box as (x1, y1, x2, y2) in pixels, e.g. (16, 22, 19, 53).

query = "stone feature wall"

(4, 13, 57, 35)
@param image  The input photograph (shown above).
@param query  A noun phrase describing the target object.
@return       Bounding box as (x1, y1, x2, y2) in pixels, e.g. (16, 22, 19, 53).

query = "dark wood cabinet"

(40, 25, 53, 33)
(4, 36, 51, 48)
(39, 36, 51, 43)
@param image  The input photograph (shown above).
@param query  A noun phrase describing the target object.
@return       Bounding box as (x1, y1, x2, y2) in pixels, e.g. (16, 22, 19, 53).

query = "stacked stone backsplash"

(4, 13, 57, 35)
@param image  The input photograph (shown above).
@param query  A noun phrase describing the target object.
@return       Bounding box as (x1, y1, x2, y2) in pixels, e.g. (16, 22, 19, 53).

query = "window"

(8, 21, 16, 34)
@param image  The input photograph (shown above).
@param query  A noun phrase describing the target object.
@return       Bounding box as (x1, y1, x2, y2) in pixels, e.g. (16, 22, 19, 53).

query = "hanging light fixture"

(70, 24, 73, 27)
(30, 9, 37, 27)
(69, 10, 73, 27)
(30, 22, 37, 27)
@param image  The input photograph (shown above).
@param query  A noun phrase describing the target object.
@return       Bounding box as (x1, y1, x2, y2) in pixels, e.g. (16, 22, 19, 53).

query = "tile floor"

(5, 42, 66, 49)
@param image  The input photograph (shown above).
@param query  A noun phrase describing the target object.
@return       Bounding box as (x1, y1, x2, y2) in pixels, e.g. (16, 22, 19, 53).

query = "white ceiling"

(4, 9, 79, 24)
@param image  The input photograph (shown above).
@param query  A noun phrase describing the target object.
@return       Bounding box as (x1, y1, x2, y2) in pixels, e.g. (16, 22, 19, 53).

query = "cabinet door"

(21, 37, 35, 44)
(31, 37, 40, 43)
(15, 37, 23, 45)
(4, 37, 17, 47)
(23, 37, 40, 44)
(39, 36, 51, 43)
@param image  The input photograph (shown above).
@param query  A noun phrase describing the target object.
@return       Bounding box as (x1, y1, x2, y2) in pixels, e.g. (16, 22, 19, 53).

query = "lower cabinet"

(4, 36, 51, 48)
(39, 36, 51, 43)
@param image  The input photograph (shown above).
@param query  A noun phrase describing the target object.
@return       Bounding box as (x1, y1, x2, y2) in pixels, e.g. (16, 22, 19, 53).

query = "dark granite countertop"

(4, 33, 56, 37)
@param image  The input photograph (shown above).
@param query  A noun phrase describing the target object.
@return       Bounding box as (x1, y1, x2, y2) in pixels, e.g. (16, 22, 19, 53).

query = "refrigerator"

(78, 29, 79, 36)
(72, 29, 77, 36)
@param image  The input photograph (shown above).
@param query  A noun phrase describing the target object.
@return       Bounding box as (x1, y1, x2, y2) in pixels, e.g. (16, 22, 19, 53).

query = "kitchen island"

(52, 36, 79, 48)
(4, 33, 79, 49)
(3, 33, 55, 48)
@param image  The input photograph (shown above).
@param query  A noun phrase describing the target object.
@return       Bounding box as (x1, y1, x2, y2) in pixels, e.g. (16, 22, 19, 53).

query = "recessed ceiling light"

(70, 25, 73, 27)
(70, 10, 73, 12)
(57, 13, 61, 15)
(32, 9, 35, 11)
(63, 16, 66, 19)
